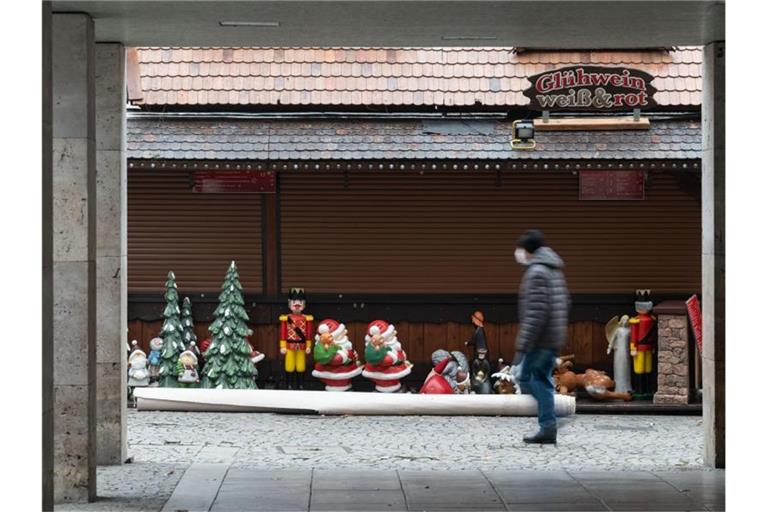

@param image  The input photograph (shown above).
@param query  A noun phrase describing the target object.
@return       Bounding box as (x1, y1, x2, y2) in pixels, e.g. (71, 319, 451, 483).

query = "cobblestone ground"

(127, 410, 705, 471)
(56, 410, 707, 511)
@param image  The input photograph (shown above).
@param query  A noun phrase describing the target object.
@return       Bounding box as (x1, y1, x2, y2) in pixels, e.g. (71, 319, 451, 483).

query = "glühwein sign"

(523, 66, 657, 111)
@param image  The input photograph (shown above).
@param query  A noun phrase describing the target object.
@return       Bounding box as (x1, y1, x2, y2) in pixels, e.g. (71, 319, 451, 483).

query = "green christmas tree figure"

(200, 261, 256, 389)
(157, 271, 184, 387)
(181, 297, 198, 351)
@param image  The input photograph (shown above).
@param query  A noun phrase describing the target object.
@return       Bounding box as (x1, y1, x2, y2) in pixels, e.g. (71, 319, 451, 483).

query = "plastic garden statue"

(200, 261, 256, 389)
(465, 310, 493, 394)
(177, 342, 200, 387)
(127, 342, 150, 387)
(629, 291, 657, 400)
(311, 318, 363, 391)
(605, 314, 632, 394)
(147, 337, 163, 386)
(420, 349, 470, 394)
(278, 288, 314, 389)
(361, 320, 412, 392)
(157, 271, 184, 387)
(181, 297, 198, 354)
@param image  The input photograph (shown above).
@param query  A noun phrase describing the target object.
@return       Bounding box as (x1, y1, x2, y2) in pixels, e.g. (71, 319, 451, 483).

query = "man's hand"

(280, 348, 287, 355)
(305, 347, 312, 355)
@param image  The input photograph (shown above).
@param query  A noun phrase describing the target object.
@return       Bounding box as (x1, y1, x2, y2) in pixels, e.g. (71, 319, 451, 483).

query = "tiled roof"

(127, 117, 701, 161)
(133, 47, 702, 108)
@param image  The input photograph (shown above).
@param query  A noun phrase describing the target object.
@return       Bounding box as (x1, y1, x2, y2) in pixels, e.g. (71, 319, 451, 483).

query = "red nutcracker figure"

(279, 288, 313, 389)
(629, 290, 656, 400)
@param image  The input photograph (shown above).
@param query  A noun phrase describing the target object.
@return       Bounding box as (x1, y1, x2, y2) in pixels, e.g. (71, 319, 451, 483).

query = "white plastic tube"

(135, 388, 576, 416)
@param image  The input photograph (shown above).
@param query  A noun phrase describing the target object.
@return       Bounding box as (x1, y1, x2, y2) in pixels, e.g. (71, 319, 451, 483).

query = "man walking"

(512, 230, 570, 444)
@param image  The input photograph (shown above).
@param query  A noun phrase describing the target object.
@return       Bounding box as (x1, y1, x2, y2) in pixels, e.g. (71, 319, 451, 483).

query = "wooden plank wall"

(128, 319, 613, 385)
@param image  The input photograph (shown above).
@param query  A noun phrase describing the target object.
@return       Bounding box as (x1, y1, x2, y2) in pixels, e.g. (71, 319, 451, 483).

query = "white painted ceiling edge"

(52, 1, 724, 48)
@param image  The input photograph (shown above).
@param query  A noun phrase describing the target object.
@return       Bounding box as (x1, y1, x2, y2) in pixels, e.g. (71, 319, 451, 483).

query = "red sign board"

(686, 295, 703, 354)
(579, 170, 645, 200)
(523, 66, 657, 111)
(193, 170, 275, 193)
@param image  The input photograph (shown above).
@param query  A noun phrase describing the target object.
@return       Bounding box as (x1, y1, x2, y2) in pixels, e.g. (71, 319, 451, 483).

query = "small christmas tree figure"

(157, 271, 184, 387)
(181, 297, 198, 352)
(200, 261, 256, 389)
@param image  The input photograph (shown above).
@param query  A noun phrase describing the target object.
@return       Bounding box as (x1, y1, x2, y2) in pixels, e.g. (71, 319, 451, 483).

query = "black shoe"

(523, 428, 557, 444)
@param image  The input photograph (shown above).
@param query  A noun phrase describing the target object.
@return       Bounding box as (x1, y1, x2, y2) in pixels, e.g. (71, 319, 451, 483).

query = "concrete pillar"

(702, 41, 725, 468)
(95, 44, 128, 465)
(42, 2, 54, 510)
(52, 13, 97, 502)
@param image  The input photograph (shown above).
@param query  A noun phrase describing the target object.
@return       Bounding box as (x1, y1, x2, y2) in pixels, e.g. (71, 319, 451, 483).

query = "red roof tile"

(132, 47, 702, 107)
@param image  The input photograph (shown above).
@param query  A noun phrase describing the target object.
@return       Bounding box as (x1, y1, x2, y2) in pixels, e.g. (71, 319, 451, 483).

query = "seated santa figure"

(362, 320, 412, 392)
(420, 349, 471, 394)
(311, 318, 363, 391)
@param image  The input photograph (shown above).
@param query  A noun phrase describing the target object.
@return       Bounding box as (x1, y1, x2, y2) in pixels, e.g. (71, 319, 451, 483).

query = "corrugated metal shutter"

(280, 170, 700, 294)
(128, 169, 263, 293)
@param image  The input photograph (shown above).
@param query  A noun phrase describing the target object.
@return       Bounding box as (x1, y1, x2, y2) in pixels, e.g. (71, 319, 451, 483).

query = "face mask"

(514, 248, 529, 265)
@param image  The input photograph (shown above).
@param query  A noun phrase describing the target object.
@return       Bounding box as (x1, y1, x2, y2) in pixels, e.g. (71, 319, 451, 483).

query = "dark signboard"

(193, 170, 276, 193)
(524, 66, 657, 111)
(579, 170, 645, 200)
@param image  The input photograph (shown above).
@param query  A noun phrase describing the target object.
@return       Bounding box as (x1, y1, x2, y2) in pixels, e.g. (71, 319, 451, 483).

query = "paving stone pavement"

(55, 410, 718, 511)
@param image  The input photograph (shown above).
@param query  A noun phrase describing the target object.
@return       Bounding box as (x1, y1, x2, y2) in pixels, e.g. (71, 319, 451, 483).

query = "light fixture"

(219, 21, 280, 27)
(510, 120, 536, 150)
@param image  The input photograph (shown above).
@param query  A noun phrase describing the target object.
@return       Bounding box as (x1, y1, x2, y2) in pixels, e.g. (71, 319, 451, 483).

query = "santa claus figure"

(246, 331, 266, 387)
(311, 318, 363, 391)
(420, 349, 471, 394)
(362, 320, 412, 392)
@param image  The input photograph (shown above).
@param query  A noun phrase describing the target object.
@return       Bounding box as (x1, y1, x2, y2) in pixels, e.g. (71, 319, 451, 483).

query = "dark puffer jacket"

(515, 247, 571, 353)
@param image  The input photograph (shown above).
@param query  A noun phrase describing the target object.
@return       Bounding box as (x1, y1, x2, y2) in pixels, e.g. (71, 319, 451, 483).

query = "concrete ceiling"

(53, 1, 724, 48)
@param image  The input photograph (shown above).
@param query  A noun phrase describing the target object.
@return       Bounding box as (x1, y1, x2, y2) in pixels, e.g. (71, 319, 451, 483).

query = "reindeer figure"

(553, 355, 632, 401)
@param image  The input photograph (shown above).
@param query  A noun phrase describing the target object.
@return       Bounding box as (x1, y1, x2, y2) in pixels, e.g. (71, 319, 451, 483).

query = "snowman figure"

(127, 347, 150, 387)
(147, 337, 164, 386)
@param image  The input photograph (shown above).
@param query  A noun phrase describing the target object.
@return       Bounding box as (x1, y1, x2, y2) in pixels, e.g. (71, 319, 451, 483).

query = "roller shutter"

(280, 170, 700, 294)
(128, 169, 263, 293)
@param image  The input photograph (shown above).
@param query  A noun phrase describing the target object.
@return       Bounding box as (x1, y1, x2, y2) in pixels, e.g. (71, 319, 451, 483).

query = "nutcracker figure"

(629, 291, 656, 400)
(311, 318, 363, 391)
(279, 288, 314, 389)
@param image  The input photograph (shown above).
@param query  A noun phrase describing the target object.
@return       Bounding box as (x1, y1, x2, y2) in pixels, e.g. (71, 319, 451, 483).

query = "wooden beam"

(534, 117, 651, 131)
(262, 192, 279, 295)
(125, 47, 144, 103)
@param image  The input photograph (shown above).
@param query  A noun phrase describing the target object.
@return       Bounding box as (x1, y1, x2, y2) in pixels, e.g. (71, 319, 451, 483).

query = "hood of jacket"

(527, 246, 565, 269)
